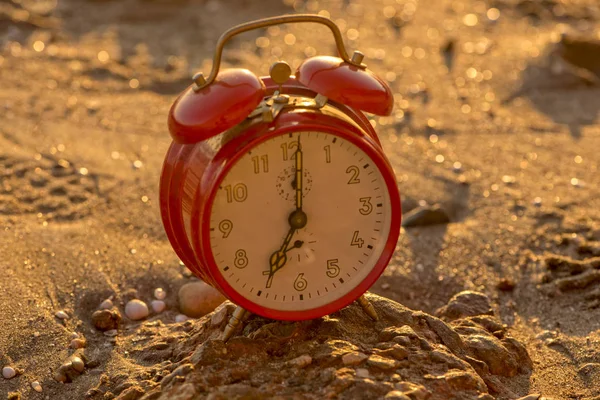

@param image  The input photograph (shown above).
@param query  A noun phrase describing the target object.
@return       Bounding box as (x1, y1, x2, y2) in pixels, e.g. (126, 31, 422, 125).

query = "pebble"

(99, 299, 113, 309)
(125, 299, 149, 321)
(355, 368, 370, 378)
(367, 354, 400, 370)
(342, 352, 368, 366)
(210, 305, 229, 327)
(178, 281, 225, 318)
(3, 366, 16, 379)
(496, 278, 516, 292)
(384, 391, 411, 400)
(55, 310, 69, 320)
(154, 288, 166, 300)
(31, 381, 42, 392)
(401, 204, 450, 227)
(381, 283, 390, 290)
(70, 338, 86, 349)
(92, 309, 121, 331)
(175, 314, 189, 323)
(288, 355, 312, 368)
(151, 300, 166, 313)
(103, 329, 118, 337)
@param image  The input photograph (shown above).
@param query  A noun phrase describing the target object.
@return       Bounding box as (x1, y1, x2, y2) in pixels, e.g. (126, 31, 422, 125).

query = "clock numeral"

(293, 273, 308, 291)
(251, 154, 268, 173)
(358, 197, 373, 215)
(280, 141, 298, 161)
(350, 231, 364, 248)
(323, 145, 331, 163)
(218, 219, 233, 238)
(346, 165, 360, 184)
(326, 259, 340, 278)
(234, 249, 248, 269)
(224, 183, 248, 203)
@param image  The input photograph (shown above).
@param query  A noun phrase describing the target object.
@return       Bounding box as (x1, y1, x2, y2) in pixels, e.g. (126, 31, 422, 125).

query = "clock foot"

(357, 294, 379, 321)
(222, 306, 251, 342)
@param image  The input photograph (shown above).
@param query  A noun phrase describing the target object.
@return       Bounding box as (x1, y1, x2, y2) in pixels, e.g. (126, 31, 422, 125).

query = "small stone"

(31, 381, 42, 392)
(118, 386, 145, 400)
(178, 281, 225, 318)
(342, 352, 368, 366)
(154, 288, 166, 300)
(497, 278, 516, 292)
(92, 309, 121, 331)
(288, 354, 312, 368)
(70, 332, 79, 339)
(394, 382, 431, 400)
(175, 314, 189, 323)
(367, 354, 400, 370)
(104, 329, 118, 337)
(502, 175, 516, 184)
(384, 391, 411, 400)
(210, 305, 229, 327)
(151, 300, 166, 313)
(33, 331, 40, 338)
(381, 283, 390, 290)
(355, 368, 370, 378)
(3, 366, 16, 379)
(401, 204, 450, 227)
(55, 310, 69, 320)
(125, 299, 149, 321)
(436, 291, 493, 321)
(71, 357, 85, 373)
(99, 299, 113, 309)
(70, 338, 86, 349)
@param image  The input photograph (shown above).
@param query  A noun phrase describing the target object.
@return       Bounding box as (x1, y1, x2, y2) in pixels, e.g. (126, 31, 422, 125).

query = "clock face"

(208, 130, 393, 313)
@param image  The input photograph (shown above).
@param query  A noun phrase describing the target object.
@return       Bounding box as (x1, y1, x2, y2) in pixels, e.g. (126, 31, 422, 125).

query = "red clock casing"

(160, 77, 401, 320)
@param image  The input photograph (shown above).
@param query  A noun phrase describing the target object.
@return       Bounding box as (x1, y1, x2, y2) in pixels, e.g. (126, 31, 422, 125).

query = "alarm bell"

(167, 14, 394, 145)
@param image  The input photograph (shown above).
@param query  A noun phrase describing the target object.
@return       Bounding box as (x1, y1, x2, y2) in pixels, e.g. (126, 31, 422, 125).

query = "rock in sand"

(92, 309, 122, 331)
(178, 281, 225, 318)
(3, 366, 16, 379)
(125, 299, 149, 321)
(151, 300, 166, 313)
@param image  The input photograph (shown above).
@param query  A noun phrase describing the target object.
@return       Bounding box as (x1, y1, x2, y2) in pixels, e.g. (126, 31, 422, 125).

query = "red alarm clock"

(160, 15, 401, 340)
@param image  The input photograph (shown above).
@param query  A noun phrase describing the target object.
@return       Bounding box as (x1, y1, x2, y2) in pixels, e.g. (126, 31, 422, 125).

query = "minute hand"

(295, 138, 303, 210)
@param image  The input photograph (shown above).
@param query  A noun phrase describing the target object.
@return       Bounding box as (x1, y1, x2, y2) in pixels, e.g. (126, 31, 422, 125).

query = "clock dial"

(208, 131, 393, 311)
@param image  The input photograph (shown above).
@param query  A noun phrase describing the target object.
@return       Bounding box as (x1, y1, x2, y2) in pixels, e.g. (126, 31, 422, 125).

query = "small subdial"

(276, 166, 313, 202)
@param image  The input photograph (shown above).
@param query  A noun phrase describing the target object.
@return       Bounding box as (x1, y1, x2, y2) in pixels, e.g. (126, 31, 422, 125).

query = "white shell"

(124, 299, 149, 321)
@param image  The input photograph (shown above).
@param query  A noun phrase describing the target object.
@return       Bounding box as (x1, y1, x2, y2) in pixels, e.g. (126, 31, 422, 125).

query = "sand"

(1, 0, 600, 398)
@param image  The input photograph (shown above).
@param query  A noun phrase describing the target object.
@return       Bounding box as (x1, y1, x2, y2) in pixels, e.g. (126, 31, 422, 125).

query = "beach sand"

(1, 0, 599, 398)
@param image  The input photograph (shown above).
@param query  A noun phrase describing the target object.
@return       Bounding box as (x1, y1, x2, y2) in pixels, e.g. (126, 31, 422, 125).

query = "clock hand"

(264, 137, 308, 289)
(295, 136, 303, 211)
(265, 226, 295, 288)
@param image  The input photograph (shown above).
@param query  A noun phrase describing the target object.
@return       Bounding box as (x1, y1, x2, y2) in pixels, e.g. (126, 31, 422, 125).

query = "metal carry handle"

(193, 14, 359, 90)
